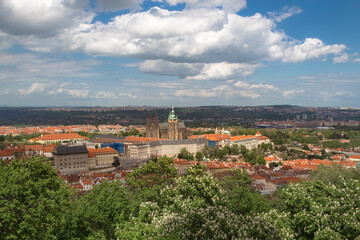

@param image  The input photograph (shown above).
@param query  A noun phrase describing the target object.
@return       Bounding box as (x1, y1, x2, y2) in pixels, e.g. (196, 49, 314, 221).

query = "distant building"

(87, 147, 119, 169)
(146, 107, 188, 140)
(53, 145, 89, 174)
(0, 149, 15, 161)
(129, 138, 207, 159)
(29, 133, 87, 144)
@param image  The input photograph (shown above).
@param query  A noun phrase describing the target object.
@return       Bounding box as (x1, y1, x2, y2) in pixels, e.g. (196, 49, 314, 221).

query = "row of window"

(59, 156, 86, 161)
(59, 165, 86, 170)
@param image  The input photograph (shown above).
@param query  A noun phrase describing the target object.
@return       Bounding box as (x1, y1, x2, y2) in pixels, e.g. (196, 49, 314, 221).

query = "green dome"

(168, 106, 178, 120)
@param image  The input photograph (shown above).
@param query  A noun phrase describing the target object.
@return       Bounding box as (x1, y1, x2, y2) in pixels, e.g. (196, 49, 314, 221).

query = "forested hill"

(1, 106, 359, 126)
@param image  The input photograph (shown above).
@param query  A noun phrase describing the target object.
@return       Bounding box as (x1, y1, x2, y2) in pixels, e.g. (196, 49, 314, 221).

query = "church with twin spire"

(146, 107, 188, 140)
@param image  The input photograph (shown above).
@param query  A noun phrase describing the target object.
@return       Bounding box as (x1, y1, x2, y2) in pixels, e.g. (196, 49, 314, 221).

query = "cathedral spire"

(168, 106, 178, 121)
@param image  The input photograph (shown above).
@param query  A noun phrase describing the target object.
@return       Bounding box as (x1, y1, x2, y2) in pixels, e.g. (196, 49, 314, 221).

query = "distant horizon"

(0, 0, 359, 107)
(1, 104, 359, 109)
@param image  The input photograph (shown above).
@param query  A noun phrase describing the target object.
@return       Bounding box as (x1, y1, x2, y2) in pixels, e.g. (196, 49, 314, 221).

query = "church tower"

(152, 112, 160, 138)
(146, 112, 151, 138)
(168, 106, 178, 139)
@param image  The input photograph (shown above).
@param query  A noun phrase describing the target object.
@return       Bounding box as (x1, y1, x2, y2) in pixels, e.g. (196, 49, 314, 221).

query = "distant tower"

(146, 112, 151, 138)
(168, 106, 179, 139)
(153, 112, 160, 138)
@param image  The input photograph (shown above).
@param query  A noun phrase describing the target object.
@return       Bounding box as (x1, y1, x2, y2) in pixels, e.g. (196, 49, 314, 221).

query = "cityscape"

(1, 0, 360, 239)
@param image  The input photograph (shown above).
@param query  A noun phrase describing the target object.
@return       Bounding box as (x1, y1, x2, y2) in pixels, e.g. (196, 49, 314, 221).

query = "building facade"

(129, 138, 208, 159)
(53, 145, 89, 174)
(146, 107, 188, 140)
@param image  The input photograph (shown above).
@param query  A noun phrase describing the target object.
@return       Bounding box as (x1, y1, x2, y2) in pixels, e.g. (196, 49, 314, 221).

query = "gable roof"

(53, 145, 88, 155)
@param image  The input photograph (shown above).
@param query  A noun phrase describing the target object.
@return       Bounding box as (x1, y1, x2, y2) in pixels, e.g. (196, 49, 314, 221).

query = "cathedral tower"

(168, 106, 178, 139)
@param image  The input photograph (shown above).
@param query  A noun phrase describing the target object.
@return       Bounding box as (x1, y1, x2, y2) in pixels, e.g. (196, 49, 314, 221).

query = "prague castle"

(146, 107, 188, 139)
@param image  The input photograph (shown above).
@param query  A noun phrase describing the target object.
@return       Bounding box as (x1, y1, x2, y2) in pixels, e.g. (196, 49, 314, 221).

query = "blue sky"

(0, 0, 359, 107)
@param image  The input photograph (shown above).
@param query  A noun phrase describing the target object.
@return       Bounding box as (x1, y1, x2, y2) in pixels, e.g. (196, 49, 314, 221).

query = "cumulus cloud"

(234, 81, 277, 90)
(65, 7, 346, 74)
(281, 38, 346, 63)
(119, 93, 137, 98)
(139, 60, 202, 78)
(96, 0, 143, 11)
(320, 91, 347, 102)
(0, 1, 351, 91)
(95, 91, 116, 99)
(166, 0, 247, 13)
(333, 53, 350, 63)
(0, 0, 93, 36)
(67, 89, 89, 98)
(175, 80, 277, 99)
(282, 89, 305, 98)
(48, 87, 90, 98)
(19, 82, 46, 95)
(186, 62, 260, 80)
(268, 6, 303, 22)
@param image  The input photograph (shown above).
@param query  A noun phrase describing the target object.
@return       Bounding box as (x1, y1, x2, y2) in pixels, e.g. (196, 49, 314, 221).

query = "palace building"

(146, 107, 188, 140)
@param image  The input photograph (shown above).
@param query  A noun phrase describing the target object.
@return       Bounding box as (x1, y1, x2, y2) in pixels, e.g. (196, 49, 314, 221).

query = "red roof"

(82, 179, 92, 185)
(24, 145, 43, 151)
(0, 149, 15, 157)
(30, 133, 87, 141)
(88, 147, 118, 155)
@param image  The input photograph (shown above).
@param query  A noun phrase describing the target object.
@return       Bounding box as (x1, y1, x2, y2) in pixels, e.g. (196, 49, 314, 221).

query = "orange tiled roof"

(82, 179, 92, 185)
(24, 145, 43, 151)
(190, 134, 230, 141)
(0, 149, 15, 157)
(88, 147, 118, 155)
(349, 155, 360, 160)
(30, 133, 87, 141)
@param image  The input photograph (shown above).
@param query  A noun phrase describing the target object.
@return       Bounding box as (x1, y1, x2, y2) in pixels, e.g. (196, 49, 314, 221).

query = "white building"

(129, 138, 208, 159)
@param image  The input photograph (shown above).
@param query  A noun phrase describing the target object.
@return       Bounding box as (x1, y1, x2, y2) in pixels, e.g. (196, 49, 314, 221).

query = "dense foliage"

(2, 157, 360, 239)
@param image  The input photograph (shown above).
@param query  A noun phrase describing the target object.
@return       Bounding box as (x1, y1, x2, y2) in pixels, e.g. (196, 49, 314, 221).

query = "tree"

(311, 164, 360, 186)
(177, 147, 194, 160)
(112, 156, 121, 168)
(231, 144, 240, 155)
(275, 179, 360, 239)
(240, 145, 248, 155)
(125, 156, 178, 189)
(0, 157, 70, 240)
(63, 181, 129, 239)
(220, 169, 270, 215)
(195, 151, 204, 161)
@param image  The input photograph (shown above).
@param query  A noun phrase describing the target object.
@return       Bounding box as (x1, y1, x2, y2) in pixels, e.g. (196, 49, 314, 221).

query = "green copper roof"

(168, 106, 178, 120)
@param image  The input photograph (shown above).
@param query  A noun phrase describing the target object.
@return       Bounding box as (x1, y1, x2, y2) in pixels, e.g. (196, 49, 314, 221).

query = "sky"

(0, 0, 359, 107)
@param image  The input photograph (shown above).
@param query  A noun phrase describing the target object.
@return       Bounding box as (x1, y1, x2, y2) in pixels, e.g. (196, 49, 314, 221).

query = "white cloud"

(268, 6, 303, 22)
(320, 91, 347, 102)
(0, 52, 100, 83)
(282, 89, 305, 98)
(96, 0, 143, 11)
(118, 93, 137, 98)
(333, 53, 350, 64)
(0, 1, 350, 86)
(175, 89, 217, 97)
(0, 0, 93, 36)
(0, 89, 10, 95)
(234, 81, 277, 90)
(95, 91, 117, 99)
(353, 58, 360, 63)
(139, 60, 202, 78)
(19, 82, 46, 95)
(166, 0, 247, 13)
(186, 62, 260, 80)
(281, 38, 346, 63)
(175, 80, 276, 99)
(67, 89, 89, 98)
